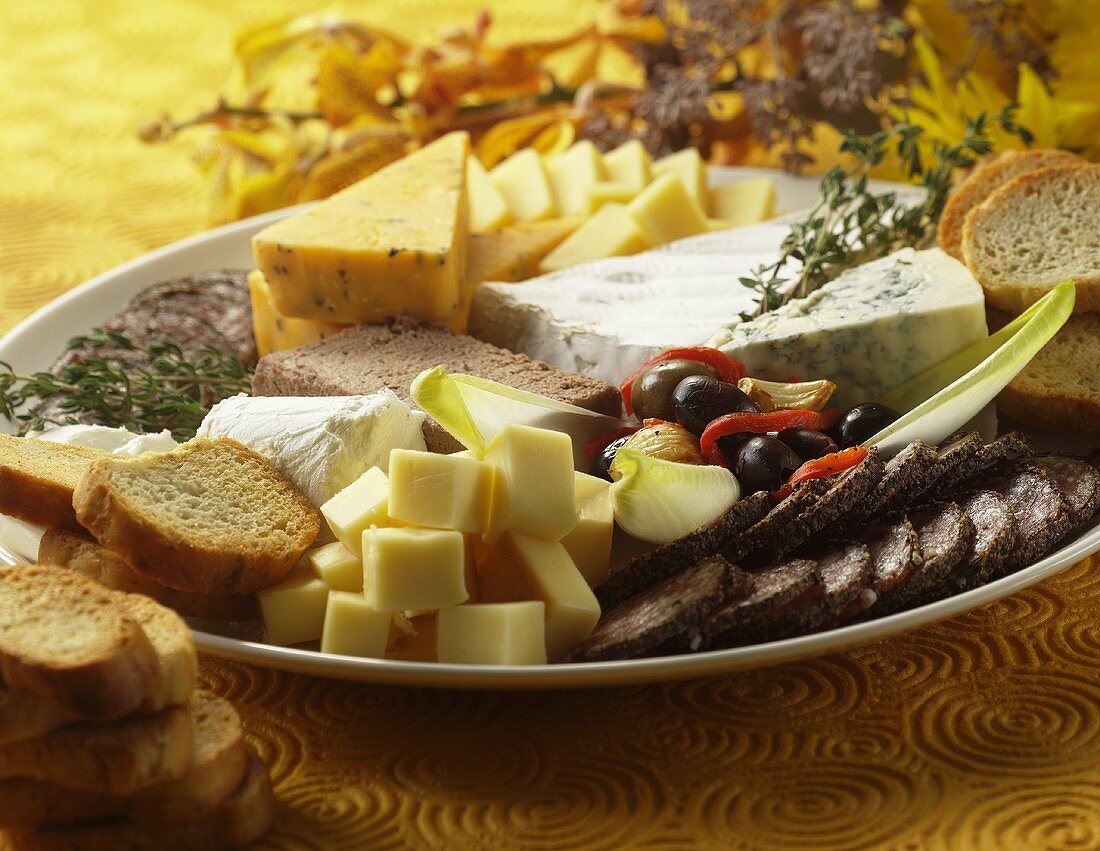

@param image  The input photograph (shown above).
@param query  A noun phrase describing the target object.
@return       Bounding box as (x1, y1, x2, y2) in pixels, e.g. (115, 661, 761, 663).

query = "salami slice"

(883, 432, 983, 512)
(977, 462, 1074, 570)
(850, 440, 938, 526)
(842, 515, 924, 623)
(880, 502, 974, 612)
(936, 431, 1031, 495)
(947, 489, 1018, 592)
(1030, 454, 1100, 530)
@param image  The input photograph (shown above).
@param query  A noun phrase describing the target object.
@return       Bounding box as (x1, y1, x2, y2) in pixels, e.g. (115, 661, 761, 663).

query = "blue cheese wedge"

(707, 248, 988, 407)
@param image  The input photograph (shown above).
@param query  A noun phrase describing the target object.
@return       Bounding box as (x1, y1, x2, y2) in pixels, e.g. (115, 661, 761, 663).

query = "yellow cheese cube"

(476, 533, 601, 660)
(652, 147, 706, 205)
(707, 177, 776, 226)
(467, 218, 582, 284)
(561, 472, 613, 587)
(437, 602, 547, 665)
(546, 141, 605, 216)
(484, 424, 577, 542)
(363, 527, 469, 611)
(467, 155, 513, 233)
(387, 449, 495, 534)
(585, 180, 637, 213)
(320, 591, 392, 658)
(627, 174, 710, 245)
(248, 271, 347, 358)
(388, 613, 438, 662)
(489, 148, 557, 222)
(307, 541, 363, 592)
(538, 203, 651, 274)
(258, 567, 330, 647)
(320, 467, 392, 558)
(252, 132, 468, 324)
(602, 140, 651, 191)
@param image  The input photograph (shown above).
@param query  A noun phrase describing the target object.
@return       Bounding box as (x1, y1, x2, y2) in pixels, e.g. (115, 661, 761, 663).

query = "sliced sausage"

(977, 461, 1074, 570)
(1030, 454, 1100, 531)
(883, 432, 983, 512)
(947, 489, 1018, 593)
(880, 502, 974, 613)
(851, 440, 938, 525)
(936, 431, 1031, 495)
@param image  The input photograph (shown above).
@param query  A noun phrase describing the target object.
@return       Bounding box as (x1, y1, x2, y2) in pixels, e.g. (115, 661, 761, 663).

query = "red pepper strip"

(620, 347, 747, 417)
(583, 427, 638, 460)
(770, 446, 869, 502)
(700, 408, 842, 466)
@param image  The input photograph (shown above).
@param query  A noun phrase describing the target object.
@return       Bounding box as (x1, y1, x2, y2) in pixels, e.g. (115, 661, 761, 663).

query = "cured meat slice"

(851, 440, 937, 525)
(841, 515, 924, 623)
(880, 503, 974, 612)
(977, 462, 1074, 570)
(1030, 454, 1100, 530)
(695, 559, 821, 648)
(946, 490, 1018, 593)
(571, 558, 752, 662)
(717, 479, 831, 567)
(595, 492, 770, 609)
(936, 431, 1031, 495)
(812, 541, 873, 618)
(883, 432, 983, 512)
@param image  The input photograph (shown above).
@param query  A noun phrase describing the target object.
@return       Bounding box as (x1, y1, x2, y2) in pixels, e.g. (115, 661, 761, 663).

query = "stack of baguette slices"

(937, 150, 1100, 436)
(0, 563, 275, 850)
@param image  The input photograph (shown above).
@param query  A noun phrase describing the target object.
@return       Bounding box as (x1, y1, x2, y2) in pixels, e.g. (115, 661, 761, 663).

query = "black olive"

(731, 436, 803, 494)
(590, 435, 630, 481)
(835, 403, 901, 448)
(777, 428, 838, 460)
(717, 431, 755, 462)
(671, 375, 761, 435)
(633, 359, 720, 422)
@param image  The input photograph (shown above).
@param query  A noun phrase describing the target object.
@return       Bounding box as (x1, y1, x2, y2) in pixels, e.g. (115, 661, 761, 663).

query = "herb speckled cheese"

(252, 132, 469, 325)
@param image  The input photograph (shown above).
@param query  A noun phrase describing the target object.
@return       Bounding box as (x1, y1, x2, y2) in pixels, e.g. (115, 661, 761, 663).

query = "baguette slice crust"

(0, 436, 108, 531)
(116, 594, 195, 713)
(0, 702, 193, 795)
(0, 564, 157, 721)
(38, 529, 258, 622)
(961, 163, 1100, 313)
(0, 692, 246, 827)
(1, 749, 275, 851)
(937, 149, 1083, 260)
(73, 437, 321, 594)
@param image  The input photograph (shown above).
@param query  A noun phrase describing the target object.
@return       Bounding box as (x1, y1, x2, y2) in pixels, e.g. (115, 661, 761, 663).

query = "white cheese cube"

(476, 533, 600, 661)
(437, 602, 547, 665)
(320, 467, 393, 558)
(307, 541, 363, 592)
(538, 203, 650, 274)
(708, 177, 775, 225)
(320, 591, 392, 657)
(363, 527, 469, 611)
(546, 141, 605, 216)
(467, 155, 513, 233)
(387, 449, 495, 534)
(561, 472, 613, 587)
(483, 424, 577, 542)
(652, 147, 706, 204)
(489, 148, 557, 222)
(259, 568, 329, 647)
(602, 139, 651, 191)
(627, 174, 710, 245)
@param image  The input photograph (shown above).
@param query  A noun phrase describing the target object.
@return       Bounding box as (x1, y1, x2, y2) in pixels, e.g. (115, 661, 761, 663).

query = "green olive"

(633, 359, 721, 422)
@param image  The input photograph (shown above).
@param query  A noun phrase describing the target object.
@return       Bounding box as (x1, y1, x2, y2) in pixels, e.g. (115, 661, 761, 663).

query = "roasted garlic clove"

(737, 377, 836, 412)
(609, 422, 706, 480)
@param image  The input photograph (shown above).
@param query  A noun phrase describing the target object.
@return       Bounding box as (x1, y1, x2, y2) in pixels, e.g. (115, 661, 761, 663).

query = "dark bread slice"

(595, 492, 770, 609)
(0, 748, 274, 851)
(572, 558, 752, 662)
(251, 317, 622, 452)
(1029, 455, 1100, 531)
(880, 503, 974, 613)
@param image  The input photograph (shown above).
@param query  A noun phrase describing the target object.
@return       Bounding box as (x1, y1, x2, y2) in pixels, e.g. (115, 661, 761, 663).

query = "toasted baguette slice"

(937, 149, 1084, 260)
(0, 564, 157, 721)
(0, 702, 192, 795)
(38, 529, 258, 622)
(73, 437, 321, 594)
(961, 163, 1100, 313)
(0, 692, 246, 827)
(997, 312, 1100, 435)
(0, 435, 108, 531)
(0, 749, 274, 851)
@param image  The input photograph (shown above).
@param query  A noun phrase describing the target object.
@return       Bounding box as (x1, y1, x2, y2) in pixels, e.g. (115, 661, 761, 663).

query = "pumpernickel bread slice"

(251, 317, 623, 453)
(0, 436, 108, 531)
(73, 437, 320, 594)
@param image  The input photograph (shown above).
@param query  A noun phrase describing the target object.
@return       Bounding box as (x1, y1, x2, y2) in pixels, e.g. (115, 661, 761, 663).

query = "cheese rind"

(252, 132, 469, 324)
(248, 271, 347, 357)
(308, 541, 363, 592)
(561, 472, 613, 587)
(467, 155, 513, 233)
(363, 527, 469, 611)
(387, 449, 496, 535)
(259, 569, 330, 646)
(538, 203, 650, 274)
(321, 591, 391, 657)
(483, 424, 577, 542)
(489, 148, 557, 222)
(436, 602, 547, 665)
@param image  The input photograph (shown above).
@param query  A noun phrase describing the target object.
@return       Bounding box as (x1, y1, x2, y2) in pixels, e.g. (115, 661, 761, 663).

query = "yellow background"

(3, 2, 1100, 848)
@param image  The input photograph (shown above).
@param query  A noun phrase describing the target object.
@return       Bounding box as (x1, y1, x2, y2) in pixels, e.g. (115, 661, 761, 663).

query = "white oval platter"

(2, 167, 1097, 689)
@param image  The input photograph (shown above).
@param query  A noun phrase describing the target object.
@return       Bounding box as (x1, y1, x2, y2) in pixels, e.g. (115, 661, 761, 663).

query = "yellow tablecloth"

(3, 2, 1100, 848)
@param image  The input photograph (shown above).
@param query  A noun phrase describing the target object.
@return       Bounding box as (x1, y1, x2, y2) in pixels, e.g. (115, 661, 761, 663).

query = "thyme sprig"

(0, 331, 253, 441)
(739, 105, 1034, 319)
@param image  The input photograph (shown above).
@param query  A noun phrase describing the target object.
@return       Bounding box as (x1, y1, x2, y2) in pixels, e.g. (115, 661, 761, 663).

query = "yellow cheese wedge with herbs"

(248, 271, 347, 358)
(708, 177, 776, 227)
(252, 131, 469, 325)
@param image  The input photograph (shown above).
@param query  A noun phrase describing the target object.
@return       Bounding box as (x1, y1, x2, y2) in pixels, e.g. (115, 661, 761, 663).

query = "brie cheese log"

(707, 248, 988, 407)
(197, 391, 427, 507)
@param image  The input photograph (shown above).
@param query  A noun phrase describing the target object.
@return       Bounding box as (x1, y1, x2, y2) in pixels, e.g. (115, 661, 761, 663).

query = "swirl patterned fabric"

(2, 2, 1099, 848)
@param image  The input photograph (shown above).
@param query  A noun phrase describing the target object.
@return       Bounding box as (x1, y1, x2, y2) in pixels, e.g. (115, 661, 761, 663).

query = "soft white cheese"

(196, 391, 427, 507)
(707, 248, 988, 407)
(36, 424, 179, 456)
